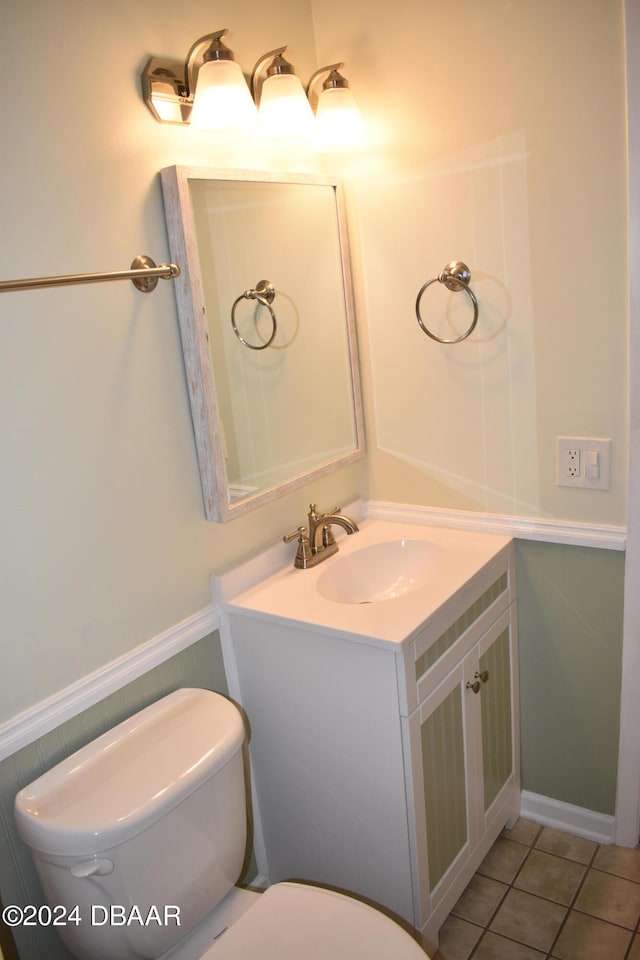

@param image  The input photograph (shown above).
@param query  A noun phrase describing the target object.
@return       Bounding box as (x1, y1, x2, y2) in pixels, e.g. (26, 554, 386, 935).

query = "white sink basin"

(316, 539, 441, 604)
(216, 516, 512, 649)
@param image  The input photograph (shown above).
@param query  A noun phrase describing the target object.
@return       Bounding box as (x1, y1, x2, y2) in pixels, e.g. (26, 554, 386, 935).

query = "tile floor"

(433, 820, 640, 960)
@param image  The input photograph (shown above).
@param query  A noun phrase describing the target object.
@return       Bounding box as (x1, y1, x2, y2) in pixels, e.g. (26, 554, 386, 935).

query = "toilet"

(14, 688, 429, 959)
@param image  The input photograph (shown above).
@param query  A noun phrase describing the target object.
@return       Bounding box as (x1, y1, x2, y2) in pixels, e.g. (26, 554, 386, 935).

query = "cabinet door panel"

(404, 660, 473, 927)
(478, 608, 516, 816)
(421, 682, 468, 891)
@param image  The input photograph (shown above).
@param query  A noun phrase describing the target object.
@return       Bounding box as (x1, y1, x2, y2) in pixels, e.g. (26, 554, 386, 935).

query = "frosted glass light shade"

(190, 59, 256, 132)
(314, 85, 366, 151)
(257, 73, 314, 141)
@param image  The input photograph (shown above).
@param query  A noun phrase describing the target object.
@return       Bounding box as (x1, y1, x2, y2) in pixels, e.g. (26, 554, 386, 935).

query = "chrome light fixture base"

(141, 57, 191, 124)
(141, 29, 239, 125)
(250, 46, 289, 101)
(306, 62, 347, 105)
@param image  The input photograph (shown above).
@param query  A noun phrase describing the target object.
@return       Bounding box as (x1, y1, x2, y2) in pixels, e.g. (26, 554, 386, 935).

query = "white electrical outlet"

(556, 437, 611, 489)
(567, 447, 580, 478)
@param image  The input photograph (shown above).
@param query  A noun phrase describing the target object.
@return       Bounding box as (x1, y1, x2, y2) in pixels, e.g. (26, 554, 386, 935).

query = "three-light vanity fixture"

(141, 29, 365, 150)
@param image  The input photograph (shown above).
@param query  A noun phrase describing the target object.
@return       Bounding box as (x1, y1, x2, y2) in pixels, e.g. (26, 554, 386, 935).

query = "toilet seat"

(201, 882, 429, 959)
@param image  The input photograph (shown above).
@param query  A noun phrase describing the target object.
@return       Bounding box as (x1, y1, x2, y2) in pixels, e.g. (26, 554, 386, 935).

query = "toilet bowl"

(15, 688, 429, 959)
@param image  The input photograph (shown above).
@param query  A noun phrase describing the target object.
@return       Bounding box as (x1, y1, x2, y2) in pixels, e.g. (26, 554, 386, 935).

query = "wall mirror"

(161, 166, 364, 521)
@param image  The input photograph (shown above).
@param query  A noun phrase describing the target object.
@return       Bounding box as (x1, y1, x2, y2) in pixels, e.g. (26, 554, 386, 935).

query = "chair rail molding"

(365, 501, 626, 552)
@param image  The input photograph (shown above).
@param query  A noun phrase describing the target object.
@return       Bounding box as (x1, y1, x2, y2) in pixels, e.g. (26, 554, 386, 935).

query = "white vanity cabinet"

(218, 524, 519, 948)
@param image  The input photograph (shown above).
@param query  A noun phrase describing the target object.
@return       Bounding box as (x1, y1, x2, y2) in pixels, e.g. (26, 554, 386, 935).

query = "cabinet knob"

(466, 670, 489, 694)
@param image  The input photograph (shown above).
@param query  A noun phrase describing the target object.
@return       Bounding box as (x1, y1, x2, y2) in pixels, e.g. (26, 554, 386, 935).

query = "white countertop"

(215, 519, 512, 649)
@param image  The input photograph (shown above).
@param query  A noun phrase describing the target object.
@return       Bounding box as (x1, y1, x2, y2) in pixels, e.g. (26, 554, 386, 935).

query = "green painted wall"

(516, 541, 625, 815)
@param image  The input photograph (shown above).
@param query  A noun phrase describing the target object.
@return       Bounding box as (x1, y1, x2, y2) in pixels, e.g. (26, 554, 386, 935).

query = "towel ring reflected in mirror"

(231, 280, 277, 350)
(415, 260, 479, 344)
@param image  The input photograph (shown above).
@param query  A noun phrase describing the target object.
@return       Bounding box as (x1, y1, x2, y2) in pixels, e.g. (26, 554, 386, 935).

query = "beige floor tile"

(435, 915, 482, 960)
(451, 874, 508, 926)
(472, 930, 546, 959)
(436, 827, 640, 960)
(574, 868, 640, 928)
(551, 910, 632, 960)
(477, 837, 529, 883)
(502, 818, 542, 847)
(592, 843, 640, 882)
(534, 826, 597, 864)
(514, 848, 586, 905)
(490, 887, 567, 952)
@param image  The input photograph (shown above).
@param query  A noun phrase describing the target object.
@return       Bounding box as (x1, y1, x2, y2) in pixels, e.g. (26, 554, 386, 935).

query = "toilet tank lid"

(14, 689, 245, 856)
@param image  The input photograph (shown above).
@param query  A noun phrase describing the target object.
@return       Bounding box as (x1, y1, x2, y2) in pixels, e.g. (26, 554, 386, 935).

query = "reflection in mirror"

(161, 167, 364, 521)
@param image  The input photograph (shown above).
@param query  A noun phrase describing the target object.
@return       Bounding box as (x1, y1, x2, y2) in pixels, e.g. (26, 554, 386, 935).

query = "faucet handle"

(283, 525, 308, 543)
(283, 526, 314, 569)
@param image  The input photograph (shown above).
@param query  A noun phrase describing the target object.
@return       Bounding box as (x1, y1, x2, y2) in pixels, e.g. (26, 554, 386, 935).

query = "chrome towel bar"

(0, 255, 180, 294)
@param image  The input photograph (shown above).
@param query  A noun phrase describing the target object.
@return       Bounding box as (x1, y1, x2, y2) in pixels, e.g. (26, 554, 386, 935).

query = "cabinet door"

(477, 604, 520, 833)
(404, 660, 473, 926)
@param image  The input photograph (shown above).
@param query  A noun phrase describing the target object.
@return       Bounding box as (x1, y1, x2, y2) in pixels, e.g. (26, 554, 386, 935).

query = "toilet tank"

(14, 688, 247, 960)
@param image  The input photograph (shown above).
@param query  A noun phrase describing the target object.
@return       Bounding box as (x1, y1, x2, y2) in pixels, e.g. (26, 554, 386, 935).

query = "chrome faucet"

(283, 503, 359, 569)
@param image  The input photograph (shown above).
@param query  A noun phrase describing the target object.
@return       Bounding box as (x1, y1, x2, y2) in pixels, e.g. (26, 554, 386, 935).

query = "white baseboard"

(520, 790, 616, 844)
(365, 500, 626, 551)
(0, 605, 218, 762)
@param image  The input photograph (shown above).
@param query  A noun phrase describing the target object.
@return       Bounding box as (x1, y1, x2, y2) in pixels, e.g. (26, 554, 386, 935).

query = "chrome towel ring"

(415, 260, 479, 343)
(231, 280, 277, 350)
